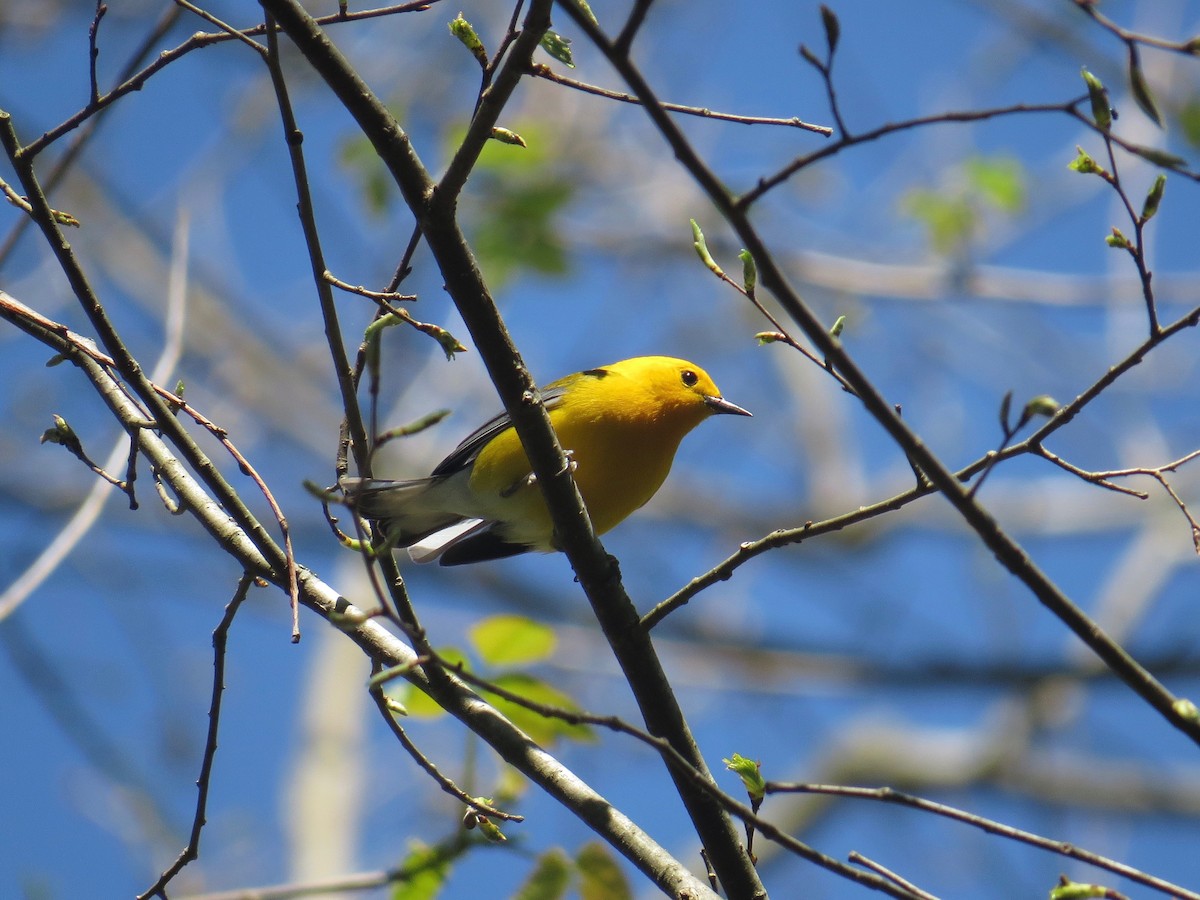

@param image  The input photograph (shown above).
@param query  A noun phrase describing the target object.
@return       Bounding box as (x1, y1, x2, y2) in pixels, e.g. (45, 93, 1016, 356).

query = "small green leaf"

(1049, 879, 1110, 900)
(51, 207, 80, 228)
(490, 127, 527, 148)
(1126, 143, 1187, 168)
(475, 815, 507, 843)
(1174, 698, 1199, 721)
(433, 327, 468, 360)
(487, 673, 594, 745)
(577, 842, 632, 900)
(901, 189, 975, 254)
(1180, 95, 1200, 149)
(1067, 146, 1102, 176)
(964, 155, 1025, 213)
(829, 315, 846, 338)
(819, 4, 840, 55)
(449, 13, 487, 67)
(1081, 67, 1111, 131)
(798, 43, 822, 70)
(754, 331, 786, 345)
(40, 414, 82, 455)
(689, 219, 725, 277)
(998, 390, 1013, 432)
(738, 249, 757, 294)
(723, 753, 766, 801)
(1022, 395, 1059, 419)
(391, 841, 453, 900)
(470, 614, 557, 666)
(574, 0, 599, 26)
(1105, 227, 1131, 249)
(395, 684, 447, 719)
(1141, 173, 1167, 221)
(1127, 44, 1162, 127)
(376, 409, 452, 446)
(512, 849, 571, 900)
(540, 31, 575, 68)
(339, 133, 395, 218)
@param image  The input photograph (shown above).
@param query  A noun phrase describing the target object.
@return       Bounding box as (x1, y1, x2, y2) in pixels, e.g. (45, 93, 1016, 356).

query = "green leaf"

(339, 133, 396, 218)
(1081, 67, 1111, 131)
(1127, 44, 1162, 127)
(1067, 146, 1102, 176)
(512, 849, 572, 900)
(798, 43, 822, 70)
(723, 752, 766, 800)
(1179, 95, 1200, 149)
(470, 614, 557, 666)
(1141, 174, 1166, 221)
(738, 249, 757, 294)
(448, 13, 488, 68)
(1049, 880, 1110, 900)
(577, 842, 632, 900)
(690, 218, 725, 276)
(819, 4, 840, 55)
(394, 684, 446, 719)
(1126, 143, 1187, 168)
(1104, 228, 1130, 250)
(1174, 698, 1199, 721)
(998, 390, 1012, 432)
(540, 31, 575, 68)
(393, 646, 468, 718)
(474, 814, 508, 843)
(574, 0, 599, 26)
(455, 122, 575, 287)
(754, 331, 786, 345)
(486, 673, 594, 745)
(901, 189, 975, 254)
(964, 155, 1025, 213)
(490, 126, 527, 148)
(1022, 395, 1059, 419)
(391, 841, 453, 900)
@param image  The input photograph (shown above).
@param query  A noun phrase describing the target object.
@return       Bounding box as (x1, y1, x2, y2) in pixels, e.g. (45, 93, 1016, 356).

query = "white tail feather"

(407, 518, 488, 564)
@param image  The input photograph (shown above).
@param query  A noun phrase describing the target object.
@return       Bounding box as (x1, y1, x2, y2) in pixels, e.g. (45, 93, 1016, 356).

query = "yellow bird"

(344, 356, 751, 566)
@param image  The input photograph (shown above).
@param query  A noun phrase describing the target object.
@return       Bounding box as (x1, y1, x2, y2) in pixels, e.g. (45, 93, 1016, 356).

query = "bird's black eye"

(680, 369, 699, 387)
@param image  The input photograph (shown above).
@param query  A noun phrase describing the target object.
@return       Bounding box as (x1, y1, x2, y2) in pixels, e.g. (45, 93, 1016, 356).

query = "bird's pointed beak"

(704, 395, 752, 417)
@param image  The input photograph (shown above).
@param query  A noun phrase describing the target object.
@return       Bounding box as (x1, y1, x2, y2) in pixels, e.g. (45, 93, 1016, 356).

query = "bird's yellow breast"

(467, 362, 712, 543)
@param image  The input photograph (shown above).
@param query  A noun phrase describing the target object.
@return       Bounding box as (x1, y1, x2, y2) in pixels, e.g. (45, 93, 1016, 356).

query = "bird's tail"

(340, 476, 467, 550)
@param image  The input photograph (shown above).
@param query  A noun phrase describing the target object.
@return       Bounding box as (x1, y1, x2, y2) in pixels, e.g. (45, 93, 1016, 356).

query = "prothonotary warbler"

(343, 356, 751, 566)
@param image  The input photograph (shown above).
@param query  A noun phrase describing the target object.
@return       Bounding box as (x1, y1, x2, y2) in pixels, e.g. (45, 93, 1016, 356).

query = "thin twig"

(19, 1, 443, 160)
(139, 574, 254, 900)
(769, 782, 1200, 900)
(367, 662, 524, 823)
(1071, 0, 1200, 54)
(323, 270, 416, 303)
(531, 64, 832, 134)
(88, 2, 109, 106)
(171, 0, 267, 55)
(848, 852, 939, 900)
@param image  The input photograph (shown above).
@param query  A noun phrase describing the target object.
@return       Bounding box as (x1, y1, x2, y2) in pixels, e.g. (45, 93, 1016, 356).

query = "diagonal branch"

(556, 0, 1200, 747)
(257, 1, 764, 893)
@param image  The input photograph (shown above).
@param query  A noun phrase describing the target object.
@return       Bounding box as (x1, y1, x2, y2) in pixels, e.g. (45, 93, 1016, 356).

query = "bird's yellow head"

(597, 356, 752, 426)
